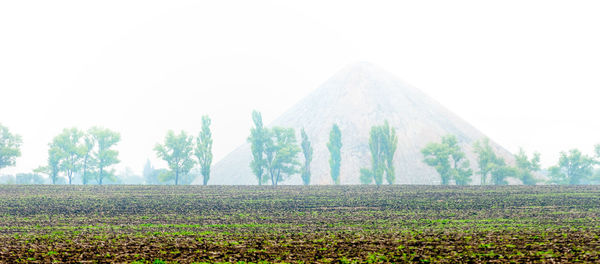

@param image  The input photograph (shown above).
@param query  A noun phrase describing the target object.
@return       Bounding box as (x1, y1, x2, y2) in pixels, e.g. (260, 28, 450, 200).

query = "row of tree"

(33, 127, 121, 184)
(247, 111, 399, 185)
(0, 117, 213, 185)
(2, 120, 600, 185)
(422, 135, 600, 185)
(151, 115, 213, 185)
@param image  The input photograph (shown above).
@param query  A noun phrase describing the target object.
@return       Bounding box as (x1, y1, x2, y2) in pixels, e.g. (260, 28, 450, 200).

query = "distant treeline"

(1, 115, 599, 185)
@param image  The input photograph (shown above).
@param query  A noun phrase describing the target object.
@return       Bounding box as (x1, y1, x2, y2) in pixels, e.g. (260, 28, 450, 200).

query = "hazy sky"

(1, 0, 599, 176)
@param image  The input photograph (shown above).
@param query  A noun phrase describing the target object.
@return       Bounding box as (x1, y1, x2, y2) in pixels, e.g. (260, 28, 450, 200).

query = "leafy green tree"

(51, 128, 85, 185)
(473, 138, 496, 185)
(300, 128, 313, 186)
(154, 130, 195, 185)
(0, 124, 22, 172)
(35, 146, 63, 184)
(264, 127, 301, 186)
(514, 148, 541, 185)
(195, 115, 213, 185)
(80, 133, 95, 185)
(359, 168, 374, 184)
(88, 127, 120, 185)
(381, 121, 398, 184)
(473, 138, 517, 185)
(488, 158, 516, 185)
(327, 124, 342, 185)
(248, 111, 269, 185)
(422, 135, 472, 185)
(548, 149, 595, 185)
(421, 141, 450, 185)
(360, 122, 398, 185)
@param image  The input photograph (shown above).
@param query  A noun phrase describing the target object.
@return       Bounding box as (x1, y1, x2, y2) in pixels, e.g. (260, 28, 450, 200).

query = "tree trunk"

(175, 170, 179, 185)
(99, 167, 104, 185)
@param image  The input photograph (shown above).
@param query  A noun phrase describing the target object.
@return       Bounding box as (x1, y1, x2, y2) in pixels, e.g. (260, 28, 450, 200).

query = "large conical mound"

(202, 62, 512, 185)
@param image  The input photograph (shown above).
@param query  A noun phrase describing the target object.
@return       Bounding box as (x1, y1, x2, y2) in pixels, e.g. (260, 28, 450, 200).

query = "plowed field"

(1, 185, 599, 263)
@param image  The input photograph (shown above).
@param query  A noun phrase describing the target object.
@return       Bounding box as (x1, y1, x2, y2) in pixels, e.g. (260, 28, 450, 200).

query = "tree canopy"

(549, 149, 595, 185)
(327, 124, 342, 185)
(360, 121, 398, 185)
(248, 111, 269, 185)
(0, 124, 22, 172)
(264, 127, 301, 186)
(154, 130, 196, 185)
(300, 128, 313, 186)
(195, 115, 213, 185)
(422, 135, 472, 185)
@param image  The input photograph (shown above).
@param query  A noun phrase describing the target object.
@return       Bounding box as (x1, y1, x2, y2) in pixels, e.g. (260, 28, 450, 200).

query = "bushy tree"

(548, 149, 595, 185)
(154, 130, 196, 185)
(51, 128, 85, 185)
(360, 121, 398, 185)
(195, 115, 213, 185)
(264, 127, 301, 186)
(422, 135, 472, 185)
(327, 124, 342, 185)
(248, 111, 269, 185)
(488, 158, 516, 185)
(300, 128, 313, 185)
(0, 124, 22, 172)
(88, 127, 120, 185)
(35, 146, 63, 184)
(473, 138, 516, 185)
(514, 148, 541, 185)
(473, 138, 495, 185)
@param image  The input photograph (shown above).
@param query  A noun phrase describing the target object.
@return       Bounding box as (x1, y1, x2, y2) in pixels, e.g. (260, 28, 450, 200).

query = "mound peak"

(201, 62, 512, 185)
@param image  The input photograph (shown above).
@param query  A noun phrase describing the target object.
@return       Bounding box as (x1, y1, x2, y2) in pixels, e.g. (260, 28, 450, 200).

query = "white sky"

(1, 0, 599, 176)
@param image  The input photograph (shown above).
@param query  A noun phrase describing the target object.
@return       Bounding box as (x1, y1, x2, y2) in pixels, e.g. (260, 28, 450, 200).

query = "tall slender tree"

(300, 128, 313, 186)
(154, 130, 195, 185)
(360, 121, 398, 185)
(0, 123, 22, 173)
(89, 127, 121, 185)
(195, 115, 213, 185)
(361, 126, 385, 185)
(248, 111, 269, 185)
(381, 121, 398, 184)
(327, 124, 342, 185)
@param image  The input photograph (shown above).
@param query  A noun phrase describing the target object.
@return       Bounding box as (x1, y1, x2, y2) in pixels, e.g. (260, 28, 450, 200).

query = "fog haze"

(1, 0, 599, 175)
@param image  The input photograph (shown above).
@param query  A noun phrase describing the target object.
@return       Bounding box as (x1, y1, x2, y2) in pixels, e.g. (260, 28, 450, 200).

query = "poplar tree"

(300, 128, 313, 185)
(360, 121, 398, 185)
(327, 124, 342, 184)
(195, 115, 213, 185)
(248, 111, 269, 185)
